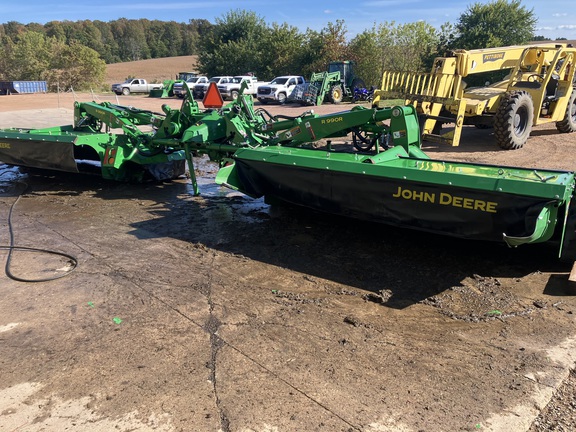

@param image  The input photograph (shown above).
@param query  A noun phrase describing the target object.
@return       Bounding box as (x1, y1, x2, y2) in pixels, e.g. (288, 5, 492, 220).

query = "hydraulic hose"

(1, 178, 78, 283)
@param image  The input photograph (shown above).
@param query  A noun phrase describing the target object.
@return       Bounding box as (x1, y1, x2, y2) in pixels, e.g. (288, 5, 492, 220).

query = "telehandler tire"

(494, 91, 534, 150)
(556, 88, 576, 133)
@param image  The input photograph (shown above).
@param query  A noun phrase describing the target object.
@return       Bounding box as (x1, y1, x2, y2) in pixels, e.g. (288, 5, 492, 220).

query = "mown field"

(105, 55, 198, 85)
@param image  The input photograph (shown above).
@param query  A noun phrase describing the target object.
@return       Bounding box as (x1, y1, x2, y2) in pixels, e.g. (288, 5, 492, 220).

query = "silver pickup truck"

(111, 79, 163, 96)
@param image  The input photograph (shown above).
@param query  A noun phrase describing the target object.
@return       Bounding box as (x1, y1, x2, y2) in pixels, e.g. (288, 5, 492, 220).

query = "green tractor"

(295, 61, 365, 106)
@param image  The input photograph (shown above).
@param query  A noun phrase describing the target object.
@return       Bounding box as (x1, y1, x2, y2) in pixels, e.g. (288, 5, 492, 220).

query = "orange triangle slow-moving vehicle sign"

(202, 82, 224, 108)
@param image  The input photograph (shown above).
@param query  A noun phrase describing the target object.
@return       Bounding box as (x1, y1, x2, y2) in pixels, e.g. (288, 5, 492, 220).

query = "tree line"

(0, 0, 549, 92)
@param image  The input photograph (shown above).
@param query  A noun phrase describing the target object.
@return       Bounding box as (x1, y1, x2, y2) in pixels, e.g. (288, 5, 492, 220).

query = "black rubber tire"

(122, 87, 130, 96)
(231, 90, 239, 100)
(494, 91, 534, 150)
(277, 92, 287, 105)
(556, 88, 576, 133)
(560, 199, 576, 263)
(328, 85, 343, 104)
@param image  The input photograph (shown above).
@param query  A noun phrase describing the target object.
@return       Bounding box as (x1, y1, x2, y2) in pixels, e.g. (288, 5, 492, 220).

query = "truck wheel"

(350, 78, 365, 91)
(329, 85, 343, 104)
(122, 87, 130, 96)
(494, 91, 534, 150)
(277, 92, 287, 105)
(556, 88, 576, 133)
(231, 90, 239, 100)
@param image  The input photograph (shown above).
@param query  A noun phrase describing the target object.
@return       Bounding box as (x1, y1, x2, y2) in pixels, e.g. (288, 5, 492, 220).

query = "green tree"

(146, 20, 171, 58)
(44, 21, 67, 42)
(298, 20, 350, 77)
(73, 20, 106, 56)
(0, 35, 15, 80)
(181, 19, 212, 56)
(44, 40, 106, 91)
(259, 22, 304, 79)
(111, 18, 150, 61)
(161, 21, 184, 56)
(453, 0, 537, 49)
(348, 21, 441, 87)
(1, 31, 52, 80)
(2, 21, 26, 40)
(198, 9, 267, 76)
(93, 20, 121, 63)
(347, 27, 389, 88)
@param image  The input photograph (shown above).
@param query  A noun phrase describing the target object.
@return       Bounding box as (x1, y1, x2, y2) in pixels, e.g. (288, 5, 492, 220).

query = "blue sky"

(3, 0, 575, 41)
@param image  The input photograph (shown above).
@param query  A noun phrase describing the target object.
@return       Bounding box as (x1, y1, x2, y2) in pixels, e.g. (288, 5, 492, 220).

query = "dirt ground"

(1, 92, 576, 431)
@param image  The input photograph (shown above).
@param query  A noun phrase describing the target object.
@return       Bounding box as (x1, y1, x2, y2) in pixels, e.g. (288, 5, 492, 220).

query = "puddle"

(0, 164, 28, 197)
(186, 175, 269, 224)
(184, 156, 270, 225)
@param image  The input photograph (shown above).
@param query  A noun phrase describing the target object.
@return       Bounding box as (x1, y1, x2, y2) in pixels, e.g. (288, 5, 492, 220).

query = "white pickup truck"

(217, 75, 267, 100)
(256, 75, 306, 104)
(193, 76, 234, 99)
(173, 76, 209, 98)
(111, 79, 163, 96)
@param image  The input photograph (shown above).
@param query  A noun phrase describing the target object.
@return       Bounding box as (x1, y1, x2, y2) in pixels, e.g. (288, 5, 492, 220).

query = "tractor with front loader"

(1, 81, 576, 271)
(293, 61, 366, 106)
(374, 43, 576, 149)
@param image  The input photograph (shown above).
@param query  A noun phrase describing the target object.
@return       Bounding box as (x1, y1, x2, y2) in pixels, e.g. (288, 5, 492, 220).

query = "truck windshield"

(270, 78, 289, 85)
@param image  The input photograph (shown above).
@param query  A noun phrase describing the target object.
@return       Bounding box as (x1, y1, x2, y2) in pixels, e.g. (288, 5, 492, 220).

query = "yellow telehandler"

(373, 43, 576, 149)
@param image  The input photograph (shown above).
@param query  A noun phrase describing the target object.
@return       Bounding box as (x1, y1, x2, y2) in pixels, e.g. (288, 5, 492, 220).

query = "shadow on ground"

(11, 163, 571, 311)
